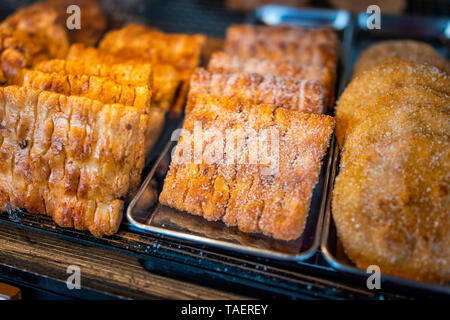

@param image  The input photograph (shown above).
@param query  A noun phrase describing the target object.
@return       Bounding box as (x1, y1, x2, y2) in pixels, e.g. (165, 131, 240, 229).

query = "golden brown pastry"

(1, 0, 106, 48)
(335, 60, 450, 146)
(332, 104, 450, 283)
(208, 51, 336, 109)
(35, 59, 153, 88)
(352, 40, 450, 77)
(224, 25, 338, 70)
(0, 29, 58, 82)
(13, 68, 163, 168)
(0, 86, 144, 236)
(66, 43, 181, 111)
(187, 68, 325, 114)
(344, 86, 450, 141)
(13, 69, 152, 113)
(98, 24, 206, 114)
(0, 3, 69, 59)
(159, 94, 334, 240)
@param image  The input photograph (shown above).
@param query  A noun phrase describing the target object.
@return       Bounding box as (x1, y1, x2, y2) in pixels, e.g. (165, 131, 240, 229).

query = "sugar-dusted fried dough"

(343, 86, 450, 143)
(160, 94, 334, 240)
(67, 44, 181, 111)
(333, 105, 450, 283)
(35, 59, 153, 88)
(225, 39, 336, 69)
(208, 52, 336, 109)
(99, 24, 206, 114)
(335, 60, 450, 146)
(225, 25, 337, 70)
(0, 86, 144, 236)
(353, 40, 450, 77)
(226, 24, 338, 50)
(187, 68, 325, 114)
(13, 69, 151, 113)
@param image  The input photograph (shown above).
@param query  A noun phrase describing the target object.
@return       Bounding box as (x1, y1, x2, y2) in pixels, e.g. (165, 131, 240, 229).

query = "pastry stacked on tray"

(332, 40, 450, 283)
(0, 1, 205, 236)
(159, 24, 337, 241)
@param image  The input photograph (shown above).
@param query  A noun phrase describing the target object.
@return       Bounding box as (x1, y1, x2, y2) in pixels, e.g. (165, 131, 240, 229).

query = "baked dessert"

(344, 86, 450, 141)
(187, 68, 325, 114)
(98, 24, 206, 114)
(335, 60, 450, 146)
(224, 25, 337, 70)
(208, 51, 335, 109)
(0, 86, 144, 236)
(13, 69, 152, 112)
(12, 68, 164, 166)
(352, 40, 450, 77)
(35, 59, 153, 87)
(225, 25, 338, 50)
(66, 43, 181, 111)
(159, 94, 334, 240)
(332, 104, 450, 283)
(1, 0, 106, 47)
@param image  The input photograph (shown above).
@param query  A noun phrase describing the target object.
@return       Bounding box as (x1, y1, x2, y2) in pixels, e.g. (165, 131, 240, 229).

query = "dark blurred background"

(0, 0, 448, 37)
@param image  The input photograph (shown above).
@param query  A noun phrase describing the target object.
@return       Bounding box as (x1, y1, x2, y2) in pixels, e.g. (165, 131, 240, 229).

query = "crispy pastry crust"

(0, 86, 144, 236)
(344, 86, 450, 141)
(224, 25, 338, 70)
(333, 105, 450, 283)
(187, 68, 325, 114)
(98, 24, 206, 114)
(159, 94, 334, 240)
(208, 52, 336, 109)
(13, 69, 152, 113)
(335, 60, 450, 146)
(67, 44, 181, 111)
(352, 40, 450, 77)
(35, 59, 153, 88)
(0, 29, 59, 82)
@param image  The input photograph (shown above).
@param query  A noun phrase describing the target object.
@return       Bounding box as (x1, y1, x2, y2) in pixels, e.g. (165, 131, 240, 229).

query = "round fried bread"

(353, 40, 450, 77)
(335, 60, 450, 146)
(342, 86, 450, 145)
(333, 105, 450, 283)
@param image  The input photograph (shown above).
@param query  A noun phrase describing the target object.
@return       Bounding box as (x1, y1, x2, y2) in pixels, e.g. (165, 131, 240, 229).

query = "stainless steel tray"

(127, 7, 352, 261)
(321, 12, 450, 297)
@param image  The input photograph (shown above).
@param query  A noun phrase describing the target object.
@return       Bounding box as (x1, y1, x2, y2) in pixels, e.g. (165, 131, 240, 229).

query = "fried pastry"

(335, 60, 450, 146)
(343, 86, 450, 143)
(0, 28, 59, 82)
(353, 40, 450, 77)
(0, 4, 69, 59)
(0, 86, 144, 236)
(98, 24, 206, 114)
(35, 59, 153, 89)
(332, 104, 450, 283)
(13, 68, 162, 165)
(187, 68, 325, 114)
(1, 0, 106, 48)
(13, 69, 152, 113)
(160, 94, 334, 240)
(208, 51, 336, 109)
(67, 44, 181, 111)
(226, 24, 338, 51)
(224, 25, 337, 70)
